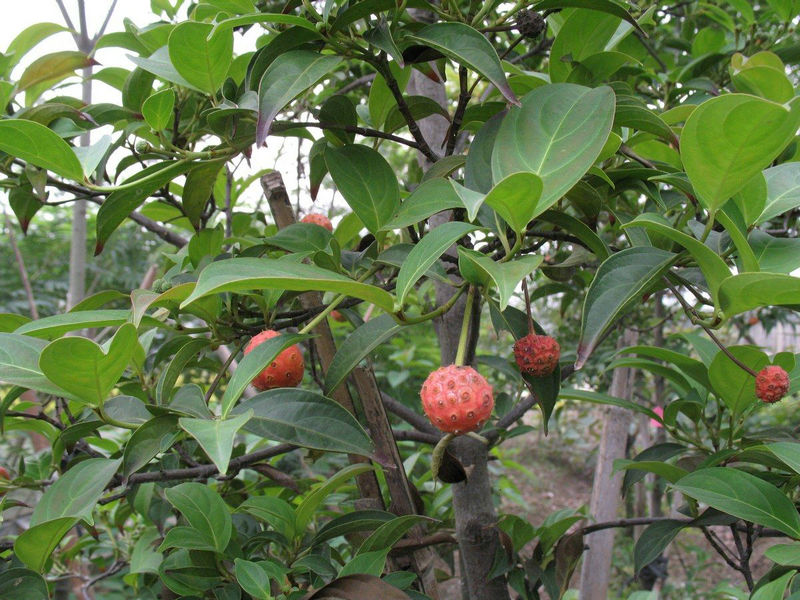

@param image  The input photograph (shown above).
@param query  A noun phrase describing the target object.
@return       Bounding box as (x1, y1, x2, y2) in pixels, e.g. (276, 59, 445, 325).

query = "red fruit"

(301, 213, 333, 231)
(0, 466, 9, 479)
(330, 310, 346, 322)
(244, 330, 304, 391)
(513, 334, 560, 377)
(748, 316, 759, 326)
(755, 365, 790, 404)
(420, 365, 494, 434)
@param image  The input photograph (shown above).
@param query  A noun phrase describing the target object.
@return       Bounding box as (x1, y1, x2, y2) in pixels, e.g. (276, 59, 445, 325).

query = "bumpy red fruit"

(330, 310, 346, 322)
(421, 365, 494, 434)
(0, 466, 9, 479)
(245, 330, 304, 390)
(513, 334, 560, 377)
(301, 213, 333, 231)
(755, 365, 790, 403)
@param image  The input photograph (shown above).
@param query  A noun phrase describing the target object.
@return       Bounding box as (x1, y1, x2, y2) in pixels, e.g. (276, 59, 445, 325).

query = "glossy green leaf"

(492, 84, 614, 209)
(622, 214, 731, 301)
(164, 482, 232, 553)
(221, 333, 307, 417)
(168, 21, 233, 94)
(17, 51, 91, 92)
(409, 23, 517, 105)
(395, 222, 479, 307)
(295, 463, 375, 532)
(182, 159, 226, 229)
(142, 88, 175, 131)
(237, 496, 296, 539)
(749, 231, 800, 274)
(532, 0, 644, 34)
(183, 257, 395, 312)
(715, 210, 760, 273)
(382, 178, 463, 230)
(0, 333, 73, 398)
(709, 345, 768, 417)
(560, 388, 663, 422)
(634, 520, 685, 573)
(96, 160, 193, 253)
(339, 549, 389, 577)
(180, 411, 253, 476)
(680, 94, 800, 212)
(0, 568, 49, 599)
(311, 510, 395, 547)
(129, 47, 201, 91)
(358, 514, 432, 554)
(324, 314, 401, 394)
(718, 273, 800, 317)
(32, 458, 121, 525)
(766, 442, 800, 476)
(577, 247, 677, 368)
(39, 324, 137, 406)
(673, 468, 800, 538)
(256, 51, 342, 145)
(5, 22, 68, 70)
(483, 172, 543, 234)
(14, 517, 77, 572)
(751, 571, 794, 600)
(155, 337, 210, 404)
(458, 248, 542, 310)
(759, 162, 800, 224)
(0, 120, 83, 181)
(234, 559, 272, 600)
(765, 542, 800, 566)
(122, 415, 181, 477)
(319, 95, 357, 146)
(325, 144, 400, 234)
(730, 51, 794, 103)
(14, 309, 133, 339)
(619, 345, 710, 389)
(233, 389, 374, 456)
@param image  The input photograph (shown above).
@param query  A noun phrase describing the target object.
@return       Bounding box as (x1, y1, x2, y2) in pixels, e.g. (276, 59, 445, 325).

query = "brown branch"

(444, 67, 471, 155)
(335, 73, 376, 95)
(273, 121, 421, 151)
(620, 144, 657, 169)
(381, 392, 440, 435)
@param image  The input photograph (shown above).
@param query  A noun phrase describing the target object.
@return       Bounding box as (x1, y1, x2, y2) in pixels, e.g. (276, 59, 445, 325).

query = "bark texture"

(579, 329, 639, 599)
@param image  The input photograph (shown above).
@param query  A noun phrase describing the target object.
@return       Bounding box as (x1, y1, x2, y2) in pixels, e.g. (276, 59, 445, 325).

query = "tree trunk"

(407, 70, 510, 600)
(579, 329, 638, 600)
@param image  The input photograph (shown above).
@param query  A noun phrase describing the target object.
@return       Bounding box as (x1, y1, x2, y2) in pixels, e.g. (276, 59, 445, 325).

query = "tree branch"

(273, 121, 421, 151)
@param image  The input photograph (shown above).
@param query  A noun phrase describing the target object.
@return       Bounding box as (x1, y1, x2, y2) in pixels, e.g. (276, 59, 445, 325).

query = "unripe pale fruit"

(245, 330, 304, 390)
(513, 334, 560, 377)
(421, 365, 494, 434)
(301, 213, 333, 231)
(755, 365, 789, 403)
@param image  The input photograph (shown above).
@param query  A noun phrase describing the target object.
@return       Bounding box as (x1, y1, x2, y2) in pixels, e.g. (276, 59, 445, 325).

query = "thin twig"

(5, 214, 39, 319)
(273, 121, 421, 151)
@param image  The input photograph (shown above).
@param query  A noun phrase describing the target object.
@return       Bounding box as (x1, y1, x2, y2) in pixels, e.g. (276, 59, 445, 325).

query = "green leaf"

(409, 23, 517, 105)
(395, 222, 479, 307)
(319, 95, 358, 146)
(483, 172, 544, 234)
(339, 549, 390, 577)
(14, 517, 77, 572)
(718, 273, 800, 317)
(17, 51, 91, 92)
(164, 482, 232, 553)
(311, 510, 395, 547)
(634, 519, 685, 572)
(532, 0, 644, 34)
(325, 144, 400, 234)
(539, 210, 611, 260)
(0, 333, 73, 398)
(233, 389, 374, 457)
(155, 338, 210, 404)
(0, 568, 49, 599)
(560, 388, 663, 422)
(358, 514, 432, 554)
(751, 571, 794, 600)
(294, 463, 375, 532)
(766, 442, 800, 476)
(491, 84, 615, 210)
(622, 214, 732, 302)
(183, 257, 395, 312)
(749, 231, 800, 274)
(710, 346, 769, 417)
(159, 526, 217, 552)
(209, 13, 316, 37)
(324, 314, 401, 394)
(182, 159, 226, 229)
(0, 120, 83, 181)
(96, 160, 194, 253)
(256, 50, 342, 145)
(32, 458, 121, 525)
(458, 248, 543, 310)
(674, 468, 800, 537)
(382, 178, 463, 231)
(168, 21, 233, 94)
(266, 223, 333, 255)
(13, 309, 133, 339)
(73, 135, 112, 179)
(234, 559, 272, 600)
(715, 210, 760, 273)
(759, 162, 800, 224)
(730, 51, 794, 103)
(577, 247, 677, 368)
(180, 411, 253, 476)
(619, 345, 710, 389)
(237, 496, 296, 539)
(142, 88, 175, 130)
(221, 333, 308, 417)
(5, 22, 68, 70)
(765, 542, 800, 566)
(129, 47, 202, 91)
(39, 324, 137, 407)
(680, 94, 800, 212)
(122, 415, 181, 477)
